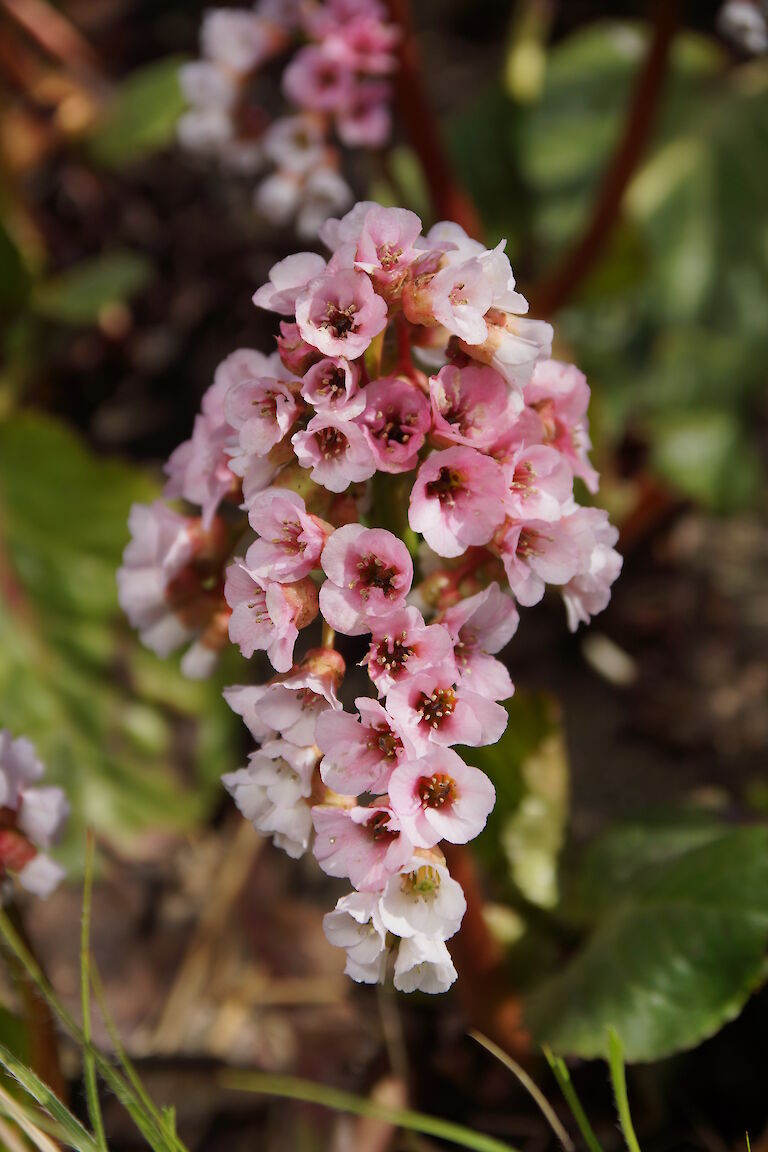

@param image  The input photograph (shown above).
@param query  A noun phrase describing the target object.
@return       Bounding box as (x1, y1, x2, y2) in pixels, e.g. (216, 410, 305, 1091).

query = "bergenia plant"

(179, 0, 399, 235)
(118, 202, 622, 994)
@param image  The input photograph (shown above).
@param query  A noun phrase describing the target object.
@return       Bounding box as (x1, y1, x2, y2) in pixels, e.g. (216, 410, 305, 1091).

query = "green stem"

(221, 1072, 521, 1152)
(608, 1030, 642, 1152)
(543, 1046, 605, 1152)
(81, 832, 107, 1150)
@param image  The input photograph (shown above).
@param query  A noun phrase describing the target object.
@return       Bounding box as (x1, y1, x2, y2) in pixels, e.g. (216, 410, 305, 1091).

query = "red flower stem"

(385, 0, 483, 239)
(528, 0, 680, 317)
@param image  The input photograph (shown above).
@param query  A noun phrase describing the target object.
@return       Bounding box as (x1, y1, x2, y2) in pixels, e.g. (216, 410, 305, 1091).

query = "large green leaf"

(526, 826, 768, 1061)
(463, 692, 568, 910)
(0, 412, 236, 866)
(31, 250, 153, 325)
(517, 21, 723, 254)
(87, 55, 188, 169)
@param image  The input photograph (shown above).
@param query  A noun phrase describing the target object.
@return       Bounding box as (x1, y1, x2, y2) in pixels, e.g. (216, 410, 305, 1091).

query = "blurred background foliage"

(0, 1, 767, 1141)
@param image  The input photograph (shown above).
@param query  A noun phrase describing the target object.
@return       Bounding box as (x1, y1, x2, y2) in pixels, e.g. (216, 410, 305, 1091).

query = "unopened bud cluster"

(118, 202, 621, 993)
(179, 0, 398, 235)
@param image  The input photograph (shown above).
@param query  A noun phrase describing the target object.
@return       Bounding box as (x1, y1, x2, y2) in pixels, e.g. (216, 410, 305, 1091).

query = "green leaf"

(526, 827, 768, 1062)
(87, 56, 188, 168)
(0, 221, 31, 316)
(563, 814, 727, 924)
(466, 692, 568, 909)
(0, 412, 236, 864)
(0, 1041, 100, 1152)
(518, 21, 723, 255)
(650, 410, 763, 512)
(31, 250, 153, 325)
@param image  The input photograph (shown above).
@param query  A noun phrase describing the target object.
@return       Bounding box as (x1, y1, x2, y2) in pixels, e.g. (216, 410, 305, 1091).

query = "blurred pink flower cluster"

(118, 202, 621, 993)
(0, 730, 69, 900)
(178, 0, 399, 235)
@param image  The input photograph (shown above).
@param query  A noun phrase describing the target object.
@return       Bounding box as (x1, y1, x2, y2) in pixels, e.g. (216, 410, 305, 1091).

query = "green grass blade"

(222, 1071, 521, 1152)
(0, 1041, 99, 1152)
(542, 1046, 605, 1152)
(0, 908, 178, 1152)
(89, 962, 185, 1152)
(81, 833, 107, 1151)
(607, 1030, 642, 1152)
(470, 1032, 573, 1152)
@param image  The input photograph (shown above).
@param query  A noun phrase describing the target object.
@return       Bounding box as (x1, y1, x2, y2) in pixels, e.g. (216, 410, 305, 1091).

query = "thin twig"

(471, 1031, 574, 1152)
(529, 0, 680, 316)
(1, 0, 101, 78)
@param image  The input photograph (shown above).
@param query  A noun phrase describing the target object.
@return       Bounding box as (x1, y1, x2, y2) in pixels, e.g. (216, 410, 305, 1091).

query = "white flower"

(222, 740, 316, 858)
(378, 859, 466, 941)
(323, 891, 387, 984)
(394, 935, 457, 994)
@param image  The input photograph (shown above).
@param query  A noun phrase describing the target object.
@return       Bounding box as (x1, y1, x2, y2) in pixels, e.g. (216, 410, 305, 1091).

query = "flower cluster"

(0, 730, 69, 899)
(118, 202, 621, 993)
(179, 0, 399, 236)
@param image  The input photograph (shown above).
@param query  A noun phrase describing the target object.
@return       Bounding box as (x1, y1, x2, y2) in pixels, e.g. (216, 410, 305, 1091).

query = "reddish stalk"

(529, 0, 680, 317)
(385, 0, 483, 238)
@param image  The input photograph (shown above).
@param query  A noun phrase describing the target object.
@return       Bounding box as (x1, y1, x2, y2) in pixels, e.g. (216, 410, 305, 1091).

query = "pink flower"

(386, 669, 508, 751)
(429, 363, 511, 451)
(201, 8, 283, 74)
(0, 731, 69, 898)
(462, 311, 553, 390)
(496, 514, 585, 607)
(277, 320, 323, 376)
(354, 205, 421, 289)
(117, 501, 197, 658)
(441, 582, 518, 700)
(313, 804, 413, 891)
(300, 356, 365, 416)
(379, 859, 465, 940)
(427, 256, 494, 344)
(283, 44, 355, 113)
(318, 200, 380, 253)
(164, 414, 236, 528)
(262, 114, 326, 175)
(338, 84, 392, 148)
(388, 747, 495, 848)
(224, 652, 344, 746)
(292, 412, 377, 491)
(164, 348, 281, 526)
(316, 697, 413, 794)
(306, 0, 398, 73)
(295, 267, 388, 358)
(524, 359, 599, 493)
(409, 446, 507, 558)
(224, 562, 318, 671)
(363, 606, 455, 695)
(253, 252, 327, 314)
(319, 523, 413, 634)
(503, 444, 574, 521)
(225, 376, 300, 457)
(561, 507, 622, 631)
(245, 488, 330, 580)
(358, 376, 432, 473)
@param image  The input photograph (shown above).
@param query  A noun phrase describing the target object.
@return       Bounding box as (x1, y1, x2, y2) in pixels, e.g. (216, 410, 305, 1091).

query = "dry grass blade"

(470, 1031, 574, 1152)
